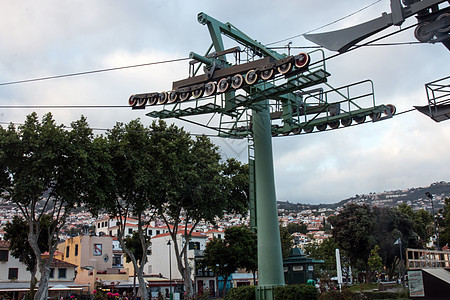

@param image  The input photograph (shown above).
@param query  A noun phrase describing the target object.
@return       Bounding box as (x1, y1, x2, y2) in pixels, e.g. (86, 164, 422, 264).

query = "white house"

(0, 240, 82, 296)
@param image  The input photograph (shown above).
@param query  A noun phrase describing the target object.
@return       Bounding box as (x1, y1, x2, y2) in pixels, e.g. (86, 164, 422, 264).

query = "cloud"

(1, 1, 449, 204)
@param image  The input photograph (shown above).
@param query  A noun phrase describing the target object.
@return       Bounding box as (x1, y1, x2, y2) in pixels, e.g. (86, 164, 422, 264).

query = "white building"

(0, 240, 82, 296)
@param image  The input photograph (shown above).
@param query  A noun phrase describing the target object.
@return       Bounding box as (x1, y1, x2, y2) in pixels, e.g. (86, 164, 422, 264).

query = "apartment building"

(0, 240, 81, 297)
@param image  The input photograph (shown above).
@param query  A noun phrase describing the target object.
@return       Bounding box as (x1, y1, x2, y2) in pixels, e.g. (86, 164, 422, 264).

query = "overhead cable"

(0, 57, 190, 87)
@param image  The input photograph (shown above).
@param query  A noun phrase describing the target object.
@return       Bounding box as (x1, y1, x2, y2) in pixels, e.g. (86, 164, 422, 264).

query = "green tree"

(398, 203, 433, 245)
(223, 226, 257, 283)
(438, 198, 450, 247)
(105, 119, 158, 300)
(199, 238, 238, 297)
(286, 222, 308, 235)
(368, 245, 383, 281)
(330, 204, 422, 282)
(329, 204, 374, 282)
(372, 206, 421, 278)
(0, 113, 112, 300)
(221, 158, 250, 215)
(3, 216, 52, 298)
(124, 231, 151, 299)
(148, 120, 249, 297)
(304, 237, 339, 275)
(279, 225, 294, 259)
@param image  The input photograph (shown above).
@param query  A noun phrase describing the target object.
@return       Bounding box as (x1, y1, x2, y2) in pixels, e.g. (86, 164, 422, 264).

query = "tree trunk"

(35, 258, 52, 300)
(182, 251, 193, 297)
(222, 275, 228, 298)
(136, 267, 149, 300)
(28, 267, 37, 300)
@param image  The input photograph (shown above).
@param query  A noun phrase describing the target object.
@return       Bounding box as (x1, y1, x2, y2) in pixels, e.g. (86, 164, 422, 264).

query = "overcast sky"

(1, 1, 449, 205)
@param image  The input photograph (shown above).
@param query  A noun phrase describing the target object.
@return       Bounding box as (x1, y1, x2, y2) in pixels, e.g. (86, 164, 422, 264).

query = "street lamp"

(167, 240, 172, 300)
(425, 192, 440, 250)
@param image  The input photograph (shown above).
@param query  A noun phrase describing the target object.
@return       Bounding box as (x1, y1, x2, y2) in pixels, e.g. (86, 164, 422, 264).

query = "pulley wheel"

(168, 91, 178, 103)
(245, 69, 258, 85)
(179, 91, 191, 102)
(341, 118, 352, 127)
(217, 78, 230, 93)
(384, 104, 396, 116)
(157, 92, 168, 105)
(316, 123, 327, 131)
(436, 13, 450, 33)
(204, 82, 217, 96)
(294, 53, 310, 69)
(231, 74, 244, 89)
(292, 127, 302, 135)
(414, 22, 433, 42)
(353, 115, 366, 124)
(128, 95, 137, 106)
(261, 69, 274, 80)
(328, 121, 340, 129)
(303, 126, 313, 133)
(192, 88, 204, 99)
(137, 97, 147, 107)
(370, 111, 381, 120)
(277, 62, 292, 74)
(148, 95, 158, 106)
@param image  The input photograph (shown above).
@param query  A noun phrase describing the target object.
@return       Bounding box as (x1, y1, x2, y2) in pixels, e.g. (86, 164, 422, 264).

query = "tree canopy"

(329, 204, 422, 281)
(199, 226, 256, 296)
(0, 113, 112, 300)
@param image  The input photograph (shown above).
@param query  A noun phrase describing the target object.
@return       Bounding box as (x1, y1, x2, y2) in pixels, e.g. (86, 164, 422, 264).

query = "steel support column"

(253, 100, 285, 299)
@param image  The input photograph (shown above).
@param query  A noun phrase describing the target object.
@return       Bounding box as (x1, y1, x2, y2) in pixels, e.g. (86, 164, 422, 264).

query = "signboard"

(93, 243, 102, 256)
(408, 270, 425, 297)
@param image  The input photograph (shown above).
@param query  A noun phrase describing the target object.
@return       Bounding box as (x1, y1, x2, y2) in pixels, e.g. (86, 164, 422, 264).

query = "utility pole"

(425, 192, 440, 250)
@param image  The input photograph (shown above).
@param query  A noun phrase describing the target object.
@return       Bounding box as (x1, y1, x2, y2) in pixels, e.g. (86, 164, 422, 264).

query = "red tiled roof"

(0, 240, 10, 248)
(48, 258, 77, 268)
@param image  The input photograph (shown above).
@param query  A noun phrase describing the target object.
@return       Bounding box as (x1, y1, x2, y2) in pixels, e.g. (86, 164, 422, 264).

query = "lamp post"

(394, 238, 404, 286)
(167, 240, 172, 300)
(425, 192, 440, 250)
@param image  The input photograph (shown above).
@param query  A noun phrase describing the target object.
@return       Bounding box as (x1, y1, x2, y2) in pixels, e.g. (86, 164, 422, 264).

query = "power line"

(268, 41, 423, 50)
(0, 120, 220, 137)
(0, 105, 129, 109)
(0, 57, 190, 87)
(265, 0, 384, 46)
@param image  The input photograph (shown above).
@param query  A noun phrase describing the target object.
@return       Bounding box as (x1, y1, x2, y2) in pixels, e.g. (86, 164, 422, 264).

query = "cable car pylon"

(129, 12, 396, 299)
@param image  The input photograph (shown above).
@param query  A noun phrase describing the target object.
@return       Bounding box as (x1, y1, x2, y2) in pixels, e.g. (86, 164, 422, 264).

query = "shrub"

(224, 284, 318, 300)
(224, 285, 255, 300)
(274, 284, 318, 300)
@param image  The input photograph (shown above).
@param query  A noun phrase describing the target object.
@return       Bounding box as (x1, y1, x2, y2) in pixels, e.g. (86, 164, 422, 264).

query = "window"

(149, 230, 153, 236)
(66, 246, 70, 258)
(75, 244, 79, 256)
(128, 228, 133, 235)
(109, 230, 113, 236)
(156, 230, 160, 235)
(97, 223, 100, 228)
(188, 242, 200, 250)
(218, 234, 222, 239)
(58, 268, 67, 279)
(49, 268, 55, 278)
(113, 255, 122, 267)
(8, 268, 18, 280)
(0, 250, 9, 262)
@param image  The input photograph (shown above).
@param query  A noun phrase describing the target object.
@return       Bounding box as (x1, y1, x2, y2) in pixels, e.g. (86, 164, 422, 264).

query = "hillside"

(278, 181, 450, 212)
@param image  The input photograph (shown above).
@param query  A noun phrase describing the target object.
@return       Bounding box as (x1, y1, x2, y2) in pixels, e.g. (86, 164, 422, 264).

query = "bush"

(319, 288, 355, 300)
(274, 284, 318, 300)
(224, 285, 255, 300)
(224, 284, 318, 300)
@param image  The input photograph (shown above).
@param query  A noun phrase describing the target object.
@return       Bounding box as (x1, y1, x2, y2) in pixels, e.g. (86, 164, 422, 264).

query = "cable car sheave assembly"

(129, 14, 395, 138)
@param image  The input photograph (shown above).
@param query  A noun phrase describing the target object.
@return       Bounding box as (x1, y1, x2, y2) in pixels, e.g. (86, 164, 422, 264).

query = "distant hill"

(277, 181, 450, 212)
